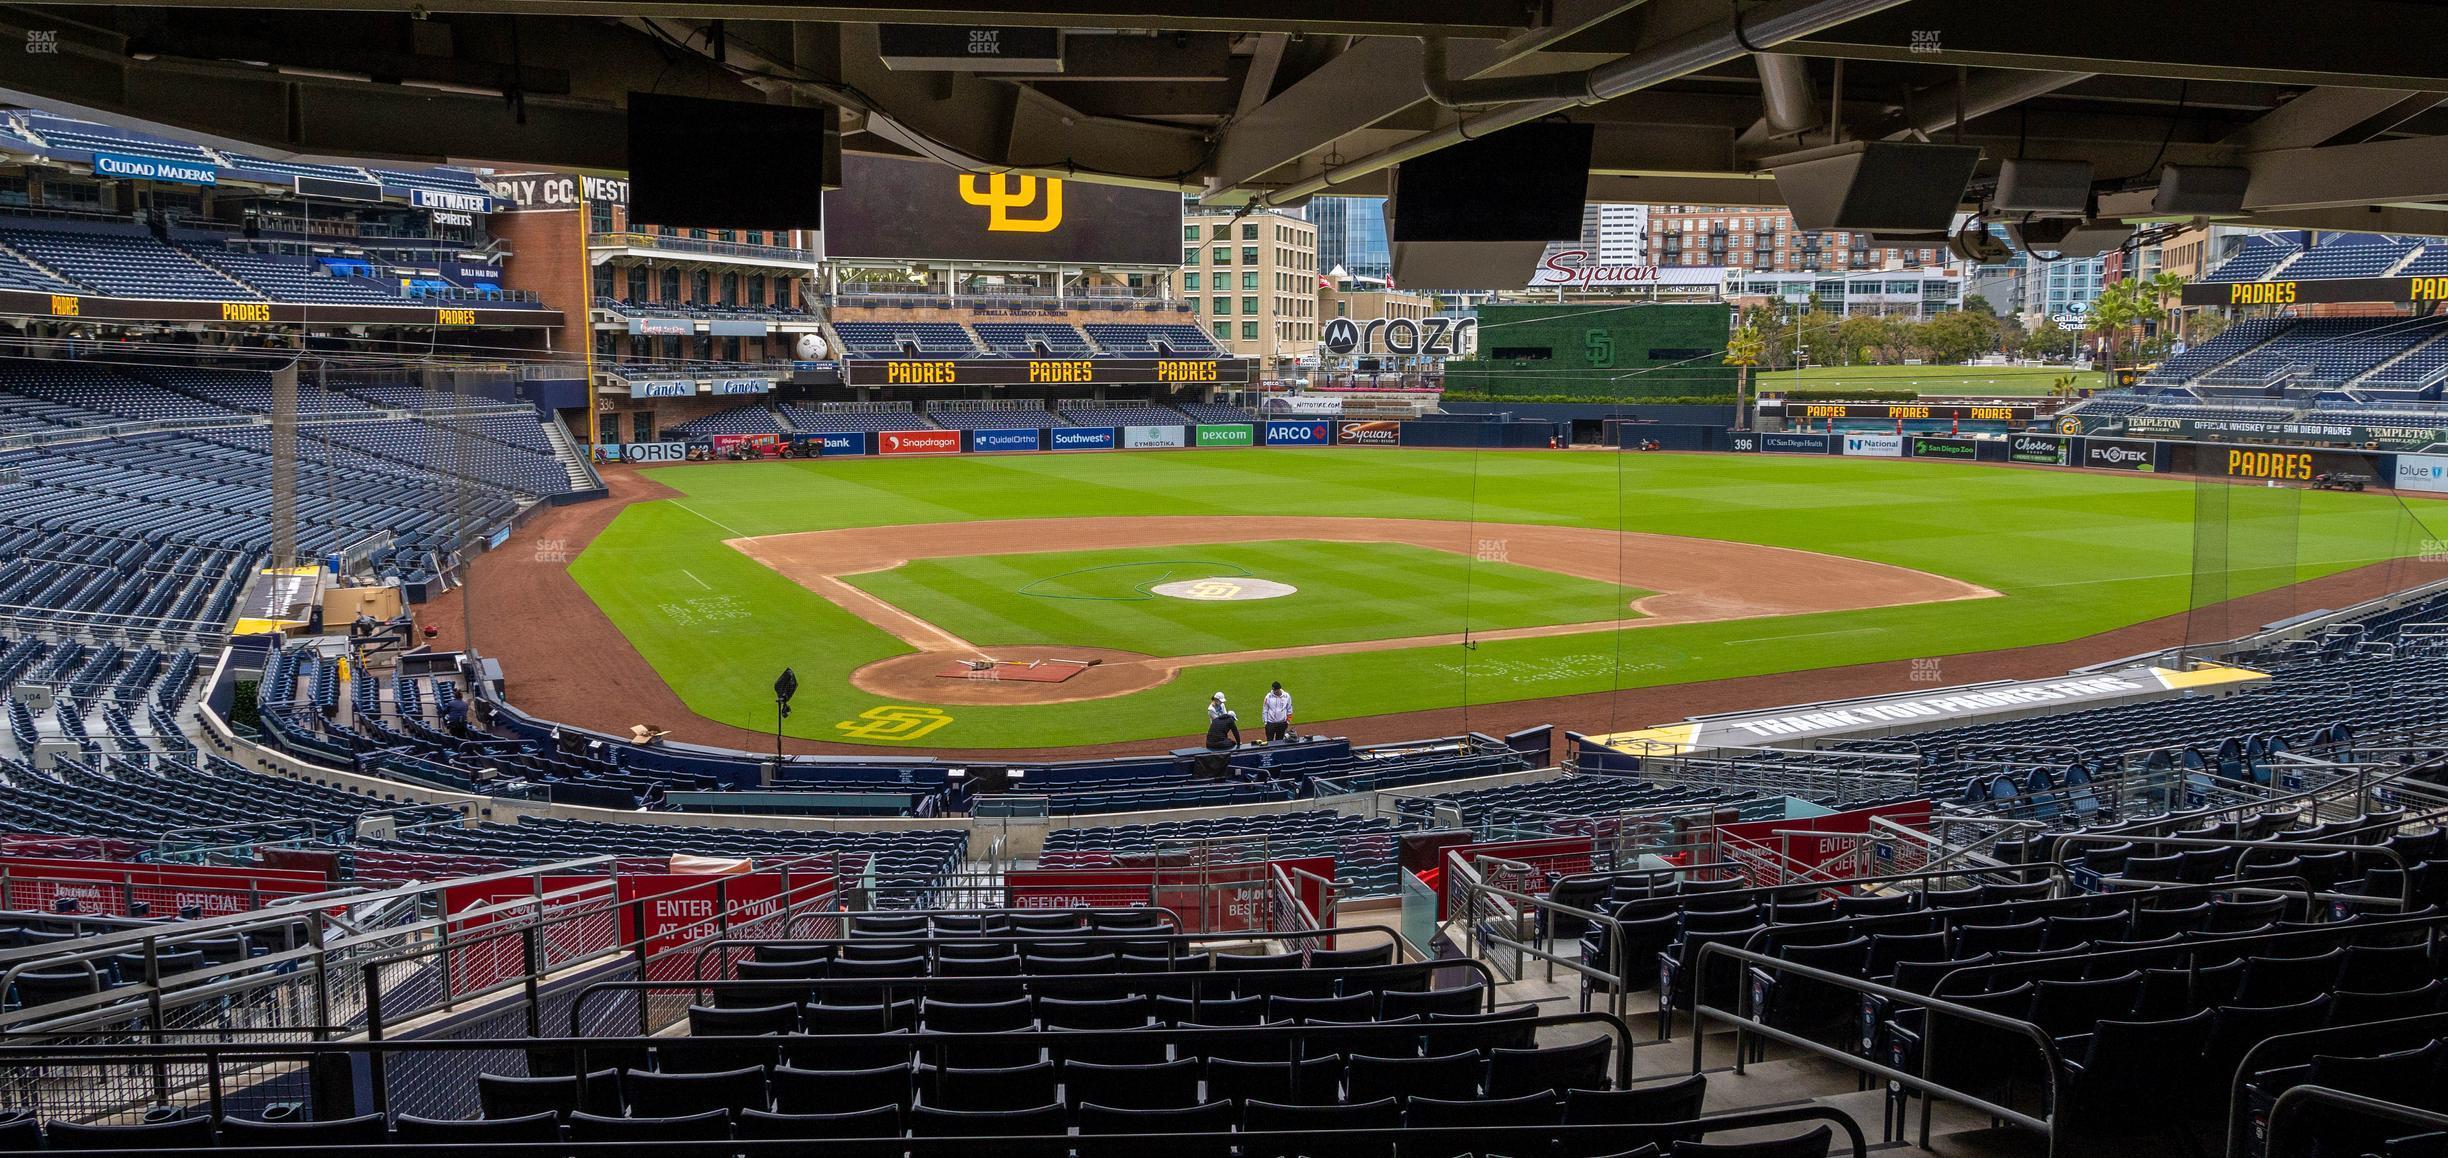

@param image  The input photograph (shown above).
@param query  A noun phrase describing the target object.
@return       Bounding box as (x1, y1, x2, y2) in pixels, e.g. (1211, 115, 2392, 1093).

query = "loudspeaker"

(1388, 122, 1592, 289)
(1994, 159, 2095, 215)
(1769, 141, 1982, 232)
(2153, 164, 2252, 216)
(2007, 217, 2134, 259)
(627, 93, 836, 230)
(1389, 121, 1593, 243)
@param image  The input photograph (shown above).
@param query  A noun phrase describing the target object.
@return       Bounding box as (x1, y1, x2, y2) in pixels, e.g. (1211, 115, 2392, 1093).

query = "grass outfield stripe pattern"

(842, 540, 1647, 657)
(567, 449, 2448, 749)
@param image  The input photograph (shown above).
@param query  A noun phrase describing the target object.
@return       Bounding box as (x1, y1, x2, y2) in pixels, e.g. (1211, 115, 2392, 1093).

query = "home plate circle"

(1151, 577, 1297, 602)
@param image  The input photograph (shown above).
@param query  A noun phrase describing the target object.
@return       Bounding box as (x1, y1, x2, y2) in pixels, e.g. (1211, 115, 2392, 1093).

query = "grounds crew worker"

(1199, 694, 1241, 778)
(1261, 681, 1294, 743)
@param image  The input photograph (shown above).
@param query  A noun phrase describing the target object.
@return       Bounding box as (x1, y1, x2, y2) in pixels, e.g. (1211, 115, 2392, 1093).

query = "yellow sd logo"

(1184, 581, 1243, 600)
(958, 174, 1064, 233)
(836, 705, 954, 742)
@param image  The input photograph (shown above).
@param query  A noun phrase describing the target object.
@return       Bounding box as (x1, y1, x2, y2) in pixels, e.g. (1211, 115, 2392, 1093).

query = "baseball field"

(541, 449, 2447, 750)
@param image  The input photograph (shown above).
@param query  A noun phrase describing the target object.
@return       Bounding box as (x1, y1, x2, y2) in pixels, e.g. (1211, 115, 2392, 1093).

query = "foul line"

(672, 500, 749, 539)
(680, 569, 712, 590)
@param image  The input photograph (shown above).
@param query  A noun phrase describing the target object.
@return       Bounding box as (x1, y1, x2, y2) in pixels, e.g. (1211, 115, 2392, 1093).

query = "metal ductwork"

(1756, 54, 1820, 138)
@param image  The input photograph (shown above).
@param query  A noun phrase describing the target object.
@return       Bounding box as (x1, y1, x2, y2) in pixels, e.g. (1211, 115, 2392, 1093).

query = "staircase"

(539, 411, 603, 493)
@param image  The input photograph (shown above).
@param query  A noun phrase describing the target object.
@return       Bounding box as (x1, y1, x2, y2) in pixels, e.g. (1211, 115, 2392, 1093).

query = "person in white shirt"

(1208, 691, 1230, 720)
(1260, 681, 1294, 743)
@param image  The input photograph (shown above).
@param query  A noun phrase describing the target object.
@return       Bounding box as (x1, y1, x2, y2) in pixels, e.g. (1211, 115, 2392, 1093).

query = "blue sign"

(92, 151, 217, 186)
(712, 378, 770, 395)
(1050, 426, 1115, 451)
(809, 432, 867, 456)
(1264, 419, 1333, 446)
(1760, 432, 1833, 454)
(971, 427, 1043, 453)
(626, 380, 695, 399)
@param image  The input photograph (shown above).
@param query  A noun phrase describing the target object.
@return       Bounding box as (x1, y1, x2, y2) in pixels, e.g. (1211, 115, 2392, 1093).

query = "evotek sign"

(1320, 316, 1478, 359)
(2084, 438, 2158, 472)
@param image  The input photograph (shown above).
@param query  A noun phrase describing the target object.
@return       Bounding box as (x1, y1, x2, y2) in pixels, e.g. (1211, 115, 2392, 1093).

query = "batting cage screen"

(2177, 441, 2447, 658)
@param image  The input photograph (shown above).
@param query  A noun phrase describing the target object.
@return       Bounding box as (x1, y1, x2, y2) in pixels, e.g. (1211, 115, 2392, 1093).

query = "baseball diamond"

(432, 448, 2448, 752)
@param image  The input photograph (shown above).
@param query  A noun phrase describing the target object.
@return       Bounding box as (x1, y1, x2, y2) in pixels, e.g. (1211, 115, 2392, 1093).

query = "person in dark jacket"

(1199, 696, 1241, 778)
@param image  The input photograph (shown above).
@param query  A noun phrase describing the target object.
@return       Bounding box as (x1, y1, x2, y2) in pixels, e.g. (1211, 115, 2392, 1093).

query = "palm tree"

(1725, 320, 1765, 429)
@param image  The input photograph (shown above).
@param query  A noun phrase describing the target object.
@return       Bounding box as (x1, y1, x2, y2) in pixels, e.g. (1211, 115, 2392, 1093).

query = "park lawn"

(1760, 364, 2104, 396)
(565, 449, 2448, 748)
(841, 540, 1650, 657)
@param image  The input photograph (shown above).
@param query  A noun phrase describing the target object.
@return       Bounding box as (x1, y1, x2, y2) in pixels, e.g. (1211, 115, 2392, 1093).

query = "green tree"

(2022, 316, 2076, 361)
(1725, 320, 1765, 427)
(2085, 271, 2187, 366)
(1963, 293, 1997, 317)
(1913, 310, 2001, 365)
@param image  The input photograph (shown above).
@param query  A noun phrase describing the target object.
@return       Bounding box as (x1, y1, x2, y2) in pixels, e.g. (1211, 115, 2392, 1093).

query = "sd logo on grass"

(837, 705, 954, 742)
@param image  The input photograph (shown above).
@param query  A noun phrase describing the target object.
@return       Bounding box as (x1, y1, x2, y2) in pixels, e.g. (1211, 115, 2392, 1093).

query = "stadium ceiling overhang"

(14, 2, 2448, 232)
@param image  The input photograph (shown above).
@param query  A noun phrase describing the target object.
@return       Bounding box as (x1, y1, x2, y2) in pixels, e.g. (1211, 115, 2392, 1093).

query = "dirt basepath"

(728, 517, 1995, 705)
(429, 466, 2448, 764)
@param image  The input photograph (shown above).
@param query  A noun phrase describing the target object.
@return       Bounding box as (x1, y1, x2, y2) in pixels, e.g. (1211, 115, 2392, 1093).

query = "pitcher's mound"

(853, 647, 1171, 704)
(938, 656, 1099, 684)
(1151, 576, 1297, 601)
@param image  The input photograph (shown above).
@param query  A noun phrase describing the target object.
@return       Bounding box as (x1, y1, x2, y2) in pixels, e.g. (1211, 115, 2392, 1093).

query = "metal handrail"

(571, 956, 1499, 1035)
(2053, 831, 2413, 910)
(2266, 1085, 2448, 1158)
(1691, 941, 2066, 1153)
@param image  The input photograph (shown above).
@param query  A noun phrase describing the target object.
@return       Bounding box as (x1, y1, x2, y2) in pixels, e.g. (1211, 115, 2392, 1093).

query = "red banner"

(1006, 857, 1333, 937)
(879, 429, 963, 455)
(1712, 800, 1933, 884)
(0, 856, 331, 918)
(1434, 837, 1596, 920)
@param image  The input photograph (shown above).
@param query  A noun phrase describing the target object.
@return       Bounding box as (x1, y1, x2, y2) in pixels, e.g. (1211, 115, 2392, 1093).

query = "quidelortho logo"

(958, 173, 1062, 232)
(972, 428, 1041, 453)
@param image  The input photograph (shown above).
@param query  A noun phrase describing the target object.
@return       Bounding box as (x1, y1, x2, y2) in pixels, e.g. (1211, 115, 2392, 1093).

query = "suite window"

(1242, 321, 1258, 339)
(1242, 296, 1259, 315)
(1213, 246, 1231, 264)
(1184, 248, 1199, 265)
(626, 266, 648, 302)
(1183, 273, 1201, 291)
(1242, 246, 1258, 264)
(589, 203, 614, 233)
(1212, 320, 1231, 339)
(659, 268, 682, 302)
(1242, 223, 1259, 241)
(1242, 272, 1258, 290)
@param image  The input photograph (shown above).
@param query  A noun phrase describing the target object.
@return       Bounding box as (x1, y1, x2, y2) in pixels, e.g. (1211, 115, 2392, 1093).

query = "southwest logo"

(959, 174, 1063, 233)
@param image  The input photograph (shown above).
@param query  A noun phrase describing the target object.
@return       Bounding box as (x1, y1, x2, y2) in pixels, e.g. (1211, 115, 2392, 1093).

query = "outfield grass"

(568, 449, 2448, 748)
(1759, 364, 2104, 396)
(842, 540, 1648, 657)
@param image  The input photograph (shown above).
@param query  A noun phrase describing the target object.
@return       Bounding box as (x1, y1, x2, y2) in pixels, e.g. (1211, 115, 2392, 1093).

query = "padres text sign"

(844, 358, 1251, 387)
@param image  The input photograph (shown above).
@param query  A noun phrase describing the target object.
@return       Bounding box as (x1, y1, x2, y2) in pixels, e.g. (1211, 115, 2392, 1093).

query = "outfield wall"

(633, 416, 2446, 497)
